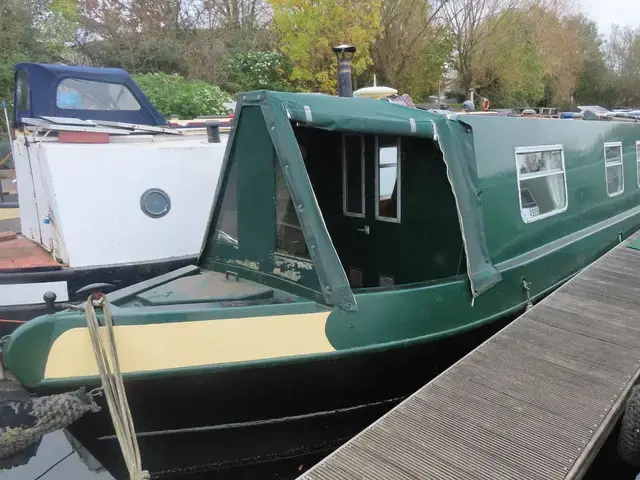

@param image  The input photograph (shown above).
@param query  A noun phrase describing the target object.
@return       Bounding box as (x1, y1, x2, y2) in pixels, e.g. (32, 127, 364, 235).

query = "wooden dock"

(299, 232, 640, 480)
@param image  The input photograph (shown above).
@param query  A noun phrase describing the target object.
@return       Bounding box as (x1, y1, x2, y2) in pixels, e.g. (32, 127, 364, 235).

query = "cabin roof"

(13, 62, 166, 127)
(243, 91, 444, 138)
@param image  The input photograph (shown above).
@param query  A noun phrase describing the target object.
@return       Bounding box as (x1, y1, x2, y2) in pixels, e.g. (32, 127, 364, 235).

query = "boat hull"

(65, 315, 512, 479)
(0, 255, 197, 334)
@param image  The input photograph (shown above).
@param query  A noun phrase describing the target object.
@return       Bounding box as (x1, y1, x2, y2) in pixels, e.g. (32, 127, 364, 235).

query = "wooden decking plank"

(560, 285, 640, 316)
(452, 351, 617, 414)
(486, 333, 631, 384)
(500, 320, 640, 373)
(476, 341, 619, 393)
(570, 276, 640, 307)
(298, 235, 640, 480)
(545, 292, 640, 333)
(581, 266, 640, 291)
(495, 326, 638, 377)
(435, 373, 593, 441)
(357, 426, 485, 480)
(560, 282, 640, 315)
(597, 245, 640, 261)
(417, 385, 587, 464)
(304, 461, 360, 480)
(445, 365, 617, 429)
(468, 349, 617, 402)
(588, 258, 640, 277)
(599, 255, 640, 269)
(478, 324, 636, 385)
(484, 328, 630, 382)
(397, 399, 565, 480)
(530, 304, 640, 351)
(323, 417, 490, 480)
(379, 404, 550, 480)
(318, 440, 418, 480)
(607, 244, 640, 259)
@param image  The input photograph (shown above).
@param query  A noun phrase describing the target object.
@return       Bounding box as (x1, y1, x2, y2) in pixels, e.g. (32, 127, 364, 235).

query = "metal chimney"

(332, 44, 356, 97)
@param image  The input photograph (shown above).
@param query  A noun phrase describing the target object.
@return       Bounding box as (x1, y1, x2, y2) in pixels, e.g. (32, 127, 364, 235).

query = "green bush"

(133, 72, 232, 119)
(220, 51, 290, 94)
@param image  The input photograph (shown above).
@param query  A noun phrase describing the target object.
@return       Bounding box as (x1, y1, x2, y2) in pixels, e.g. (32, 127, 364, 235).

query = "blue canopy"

(13, 63, 166, 127)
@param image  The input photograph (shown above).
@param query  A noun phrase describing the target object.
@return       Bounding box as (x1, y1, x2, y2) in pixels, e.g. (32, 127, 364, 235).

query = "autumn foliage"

(1, 0, 640, 123)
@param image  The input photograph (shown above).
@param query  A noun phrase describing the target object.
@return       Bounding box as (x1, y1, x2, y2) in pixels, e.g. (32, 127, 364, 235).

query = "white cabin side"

(12, 139, 42, 245)
(12, 132, 228, 268)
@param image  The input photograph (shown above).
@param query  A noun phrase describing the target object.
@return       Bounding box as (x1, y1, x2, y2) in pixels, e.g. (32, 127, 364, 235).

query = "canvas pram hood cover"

(13, 63, 166, 127)
(227, 90, 502, 305)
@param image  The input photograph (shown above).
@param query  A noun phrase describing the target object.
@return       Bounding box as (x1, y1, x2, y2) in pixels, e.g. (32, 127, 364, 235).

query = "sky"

(579, 0, 640, 36)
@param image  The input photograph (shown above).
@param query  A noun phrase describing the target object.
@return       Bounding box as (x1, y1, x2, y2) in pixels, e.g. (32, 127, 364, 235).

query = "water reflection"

(0, 430, 113, 480)
(0, 429, 327, 480)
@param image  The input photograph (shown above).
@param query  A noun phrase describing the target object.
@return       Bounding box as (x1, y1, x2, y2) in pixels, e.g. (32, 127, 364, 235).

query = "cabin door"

(339, 134, 369, 288)
(339, 134, 401, 289)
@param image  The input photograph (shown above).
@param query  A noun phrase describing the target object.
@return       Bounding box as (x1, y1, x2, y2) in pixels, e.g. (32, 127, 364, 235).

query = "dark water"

(2, 423, 639, 480)
(0, 431, 329, 480)
(0, 431, 113, 480)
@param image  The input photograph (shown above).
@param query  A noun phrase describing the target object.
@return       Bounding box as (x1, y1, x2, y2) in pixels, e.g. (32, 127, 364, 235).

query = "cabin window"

(342, 134, 365, 217)
(376, 136, 401, 222)
(275, 163, 310, 259)
(636, 141, 640, 187)
(15, 69, 30, 111)
(56, 78, 141, 111)
(604, 142, 624, 197)
(213, 161, 238, 246)
(515, 145, 567, 223)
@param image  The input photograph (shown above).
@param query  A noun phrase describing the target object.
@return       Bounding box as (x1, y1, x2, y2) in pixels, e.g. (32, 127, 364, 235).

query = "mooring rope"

(85, 294, 149, 480)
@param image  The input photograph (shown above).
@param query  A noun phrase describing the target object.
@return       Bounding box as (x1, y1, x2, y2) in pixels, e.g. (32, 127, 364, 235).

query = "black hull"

(0, 256, 197, 334)
(65, 314, 514, 479)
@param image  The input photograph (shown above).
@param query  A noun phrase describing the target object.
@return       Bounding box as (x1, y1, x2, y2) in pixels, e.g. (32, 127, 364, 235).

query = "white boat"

(0, 63, 230, 329)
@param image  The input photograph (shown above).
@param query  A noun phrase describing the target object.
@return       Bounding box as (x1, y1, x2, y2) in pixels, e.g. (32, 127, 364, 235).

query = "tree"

(527, 5, 584, 107)
(199, 0, 271, 31)
(440, 0, 521, 94)
(270, 0, 382, 93)
(471, 9, 545, 107)
(1, 0, 79, 129)
(603, 25, 640, 106)
(573, 16, 612, 107)
(372, 0, 453, 101)
(75, 0, 190, 74)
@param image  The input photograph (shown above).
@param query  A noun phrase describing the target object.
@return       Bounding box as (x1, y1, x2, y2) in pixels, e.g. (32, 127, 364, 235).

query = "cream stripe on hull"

(44, 312, 334, 380)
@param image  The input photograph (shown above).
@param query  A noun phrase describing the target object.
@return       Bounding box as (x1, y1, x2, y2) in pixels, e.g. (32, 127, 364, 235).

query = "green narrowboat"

(3, 88, 640, 478)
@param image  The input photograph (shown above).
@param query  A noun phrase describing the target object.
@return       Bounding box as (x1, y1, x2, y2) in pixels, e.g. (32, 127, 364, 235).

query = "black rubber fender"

(619, 385, 640, 466)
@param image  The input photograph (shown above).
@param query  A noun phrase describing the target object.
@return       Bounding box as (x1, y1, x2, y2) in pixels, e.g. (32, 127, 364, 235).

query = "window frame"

(604, 141, 624, 197)
(374, 136, 402, 223)
(636, 141, 640, 188)
(342, 134, 366, 218)
(514, 144, 568, 224)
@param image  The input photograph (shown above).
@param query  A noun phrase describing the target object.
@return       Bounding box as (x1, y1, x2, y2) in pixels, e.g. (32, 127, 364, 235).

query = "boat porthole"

(140, 188, 171, 218)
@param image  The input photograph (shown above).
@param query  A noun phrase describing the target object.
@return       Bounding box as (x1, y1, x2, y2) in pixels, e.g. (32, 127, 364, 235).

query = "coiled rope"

(85, 294, 149, 480)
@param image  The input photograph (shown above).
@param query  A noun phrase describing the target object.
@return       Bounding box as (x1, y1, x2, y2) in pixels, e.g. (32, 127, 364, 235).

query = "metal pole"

(2, 102, 12, 142)
(0, 102, 11, 205)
